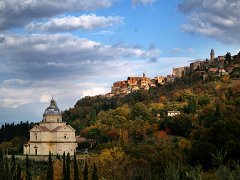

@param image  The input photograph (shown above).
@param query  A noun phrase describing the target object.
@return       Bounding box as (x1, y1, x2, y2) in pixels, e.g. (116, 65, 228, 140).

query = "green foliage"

(163, 163, 180, 180)
(77, 141, 91, 150)
(83, 161, 88, 180)
(63, 152, 67, 180)
(185, 96, 197, 113)
(47, 152, 53, 180)
(186, 165, 202, 180)
(11, 153, 16, 179)
(230, 67, 240, 78)
(198, 94, 210, 106)
(217, 165, 233, 180)
(16, 164, 22, 180)
(92, 163, 98, 180)
(130, 102, 152, 121)
(74, 152, 80, 180)
(211, 149, 227, 168)
(66, 153, 70, 180)
(25, 154, 31, 180)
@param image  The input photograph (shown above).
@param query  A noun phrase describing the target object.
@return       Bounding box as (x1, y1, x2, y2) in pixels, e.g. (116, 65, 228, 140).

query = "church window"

(35, 149, 37, 155)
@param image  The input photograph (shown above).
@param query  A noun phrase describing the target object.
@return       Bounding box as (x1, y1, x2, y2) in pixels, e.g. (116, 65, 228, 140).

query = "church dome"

(44, 98, 61, 115)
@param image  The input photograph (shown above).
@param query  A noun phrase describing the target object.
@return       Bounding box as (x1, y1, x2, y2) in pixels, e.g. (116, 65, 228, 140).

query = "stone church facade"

(23, 99, 77, 155)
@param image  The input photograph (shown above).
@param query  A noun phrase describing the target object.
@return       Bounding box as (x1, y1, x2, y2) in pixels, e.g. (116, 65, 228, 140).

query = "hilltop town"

(106, 49, 240, 97)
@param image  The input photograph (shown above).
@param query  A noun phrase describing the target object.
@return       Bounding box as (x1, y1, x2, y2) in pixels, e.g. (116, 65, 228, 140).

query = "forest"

(0, 55, 240, 179)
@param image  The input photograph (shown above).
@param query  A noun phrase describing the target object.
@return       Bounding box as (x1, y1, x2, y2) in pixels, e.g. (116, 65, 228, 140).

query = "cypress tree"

(92, 163, 98, 180)
(4, 157, 10, 180)
(16, 164, 21, 180)
(0, 148, 3, 179)
(84, 161, 88, 180)
(66, 152, 70, 180)
(47, 152, 53, 180)
(25, 154, 31, 180)
(56, 154, 60, 160)
(0, 147, 3, 162)
(11, 153, 16, 179)
(74, 152, 80, 180)
(63, 152, 67, 180)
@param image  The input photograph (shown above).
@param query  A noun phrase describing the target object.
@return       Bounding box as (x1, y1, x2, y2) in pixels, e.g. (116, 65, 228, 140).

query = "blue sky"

(0, 0, 240, 124)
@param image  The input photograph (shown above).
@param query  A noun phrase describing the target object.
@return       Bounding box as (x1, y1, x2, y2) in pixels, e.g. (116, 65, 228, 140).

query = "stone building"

(210, 49, 215, 61)
(23, 99, 77, 155)
(172, 66, 190, 78)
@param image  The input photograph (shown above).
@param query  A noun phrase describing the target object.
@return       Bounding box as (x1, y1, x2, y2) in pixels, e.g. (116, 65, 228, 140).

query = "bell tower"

(210, 49, 215, 61)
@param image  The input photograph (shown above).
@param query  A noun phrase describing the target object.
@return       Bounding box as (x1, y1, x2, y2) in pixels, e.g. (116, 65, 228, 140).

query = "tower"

(210, 49, 215, 61)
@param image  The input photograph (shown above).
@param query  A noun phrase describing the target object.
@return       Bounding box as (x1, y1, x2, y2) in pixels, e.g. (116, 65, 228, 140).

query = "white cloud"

(179, 0, 240, 44)
(82, 87, 109, 97)
(0, 98, 33, 108)
(26, 14, 124, 32)
(0, 0, 114, 30)
(0, 34, 160, 81)
(172, 48, 195, 53)
(132, 0, 156, 6)
(40, 94, 51, 103)
(3, 79, 29, 86)
(93, 30, 116, 35)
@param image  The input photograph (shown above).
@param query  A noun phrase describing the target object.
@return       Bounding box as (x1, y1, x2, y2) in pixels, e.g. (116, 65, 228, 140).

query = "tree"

(130, 102, 152, 121)
(66, 153, 70, 180)
(74, 152, 80, 180)
(0, 148, 3, 179)
(47, 152, 53, 180)
(63, 152, 67, 180)
(185, 96, 197, 113)
(92, 163, 98, 180)
(4, 157, 10, 180)
(25, 154, 31, 180)
(0, 147, 3, 161)
(97, 147, 131, 179)
(84, 161, 88, 180)
(11, 153, 16, 179)
(225, 52, 231, 65)
(16, 164, 22, 180)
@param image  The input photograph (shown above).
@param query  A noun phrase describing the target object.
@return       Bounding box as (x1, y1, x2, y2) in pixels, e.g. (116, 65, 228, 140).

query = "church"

(23, 99, 77, 155)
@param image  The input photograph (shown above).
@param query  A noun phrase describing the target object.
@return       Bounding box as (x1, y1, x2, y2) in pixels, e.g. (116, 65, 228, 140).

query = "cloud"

(179, 0, 240, 44)
(172, 48, 195, 53)
(82, 87, 109, 97)
(0, 98, 33, 108)
(0, 0, 114, 30)
(26, 14, 124, 32)
(132, 0, 156, 6)
(40, 94, 51, 103)
(3, 79, 29, 86)
(93, 30, 116, 35)
(0, 33, 160, 80)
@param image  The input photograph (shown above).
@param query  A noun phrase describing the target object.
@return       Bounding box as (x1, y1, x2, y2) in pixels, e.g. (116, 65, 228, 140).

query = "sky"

(0, 0, 240, 124)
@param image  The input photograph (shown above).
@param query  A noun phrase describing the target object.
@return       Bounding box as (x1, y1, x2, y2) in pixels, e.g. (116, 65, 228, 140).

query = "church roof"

(44, 98, 61, 115)
(30, 124, 75, 132)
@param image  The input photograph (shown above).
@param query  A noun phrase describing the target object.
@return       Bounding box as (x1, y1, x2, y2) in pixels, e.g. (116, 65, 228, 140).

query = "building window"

(57, 118, 59, 122)
(64, 135, 66, 139)
(35, 135, 37, 140)
(35, 149, 37, 155)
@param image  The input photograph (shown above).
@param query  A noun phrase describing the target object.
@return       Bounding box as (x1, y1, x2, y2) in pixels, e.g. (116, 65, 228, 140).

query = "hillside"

(1, 52, 240, 179)
(61, 53, 240, 176)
